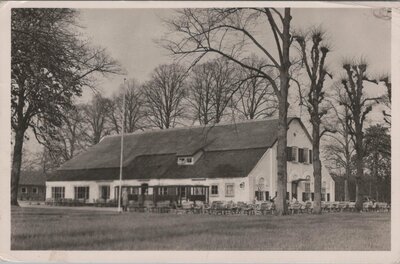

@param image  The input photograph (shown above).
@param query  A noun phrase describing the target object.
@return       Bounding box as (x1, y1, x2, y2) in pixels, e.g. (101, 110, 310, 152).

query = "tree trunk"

(275, 98, 288, 215)
(355, 134, 364, 211)
(274, 8, 291, 216)
(344, 178, 349, 201)
(312, 124, 322, 214)
(11, 129, 25, 206)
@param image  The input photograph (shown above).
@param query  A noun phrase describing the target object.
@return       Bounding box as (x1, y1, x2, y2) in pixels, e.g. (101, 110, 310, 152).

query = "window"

(51, 187, 65, 199)
(298, 148, 304, 163)
(305, 182, 311, 193)
(32, 187, 38, 194)
(180, 187, 186, 197)
(100, 186, 110, 199)
(21, 187, 27, 194)
(177, 156, 194, 165)
(255, 191, 264, 201)
(157, 187, 168, 195)
(193, 187, 205, 195)
(321, 182, 326, 201)
(292, 147, 298, 162)
(74, 186, 89, 200)
(321, 188, 326, 201)
(225, 183, 234, 197)
(287, 147, 299, 162)
(211, 185, 218, 195)
(304, 148, 309, 163)
(286, 147, 293, 161)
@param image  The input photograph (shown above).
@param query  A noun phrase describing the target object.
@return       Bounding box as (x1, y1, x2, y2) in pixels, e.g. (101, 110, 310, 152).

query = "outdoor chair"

(96, 198, 106, 207)
(260, 202, 273, 215)
(235, 202, 247, 214)
(155, 201, 171, 213)
(331, 202, 339, 212)
(304, 201, 313, 214)
(181, 201, 194, 214)
(107, 199, 117, 207)
(363, 201, 372, 212)
(321, 202, 328, 212)
(143, 200, 155, 212)
(193, 201, 204, 214)
(45, 198, 54, 206)
(289, 202, 301, 214)
(224, 201, 235, 215)
(348, 202, 356, 212)
(338, 201, 348, 212)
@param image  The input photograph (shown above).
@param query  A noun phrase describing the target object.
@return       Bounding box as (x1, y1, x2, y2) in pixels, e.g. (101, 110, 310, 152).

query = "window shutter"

(309, 149, 313, 163)
(292, 147, 298, 162)
(304, 148, 309, 163)
(302, 192, 306, 202)
(286, 147, 292, 161)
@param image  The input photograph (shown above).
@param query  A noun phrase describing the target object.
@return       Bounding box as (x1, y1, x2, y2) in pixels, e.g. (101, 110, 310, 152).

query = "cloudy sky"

(24, 7, 391, 153)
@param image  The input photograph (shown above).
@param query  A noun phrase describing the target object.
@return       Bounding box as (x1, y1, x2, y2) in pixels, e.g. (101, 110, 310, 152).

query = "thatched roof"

(48, 117, 302, 182)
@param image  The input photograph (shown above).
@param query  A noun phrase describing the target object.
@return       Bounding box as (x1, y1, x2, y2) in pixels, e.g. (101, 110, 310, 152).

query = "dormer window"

(177, 156, 194, 165)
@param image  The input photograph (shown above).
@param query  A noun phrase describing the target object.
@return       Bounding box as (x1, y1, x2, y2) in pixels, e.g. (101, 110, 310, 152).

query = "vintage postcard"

(0, 1, 398, 263)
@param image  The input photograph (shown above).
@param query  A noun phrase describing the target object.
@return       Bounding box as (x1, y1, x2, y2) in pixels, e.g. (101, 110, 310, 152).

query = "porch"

(114, 184, 210, 206)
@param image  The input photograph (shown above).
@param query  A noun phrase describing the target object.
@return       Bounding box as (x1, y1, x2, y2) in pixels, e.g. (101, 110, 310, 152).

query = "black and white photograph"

(0, 1, 398, 262)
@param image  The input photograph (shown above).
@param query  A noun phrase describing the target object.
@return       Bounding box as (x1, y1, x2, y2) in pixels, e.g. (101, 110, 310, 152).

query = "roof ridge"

(100, 116, 295, 140)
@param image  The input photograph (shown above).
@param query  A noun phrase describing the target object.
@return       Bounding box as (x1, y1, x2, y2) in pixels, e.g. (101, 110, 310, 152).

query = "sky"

(76, 8, 391, 99)
(24, 7, 392, 154)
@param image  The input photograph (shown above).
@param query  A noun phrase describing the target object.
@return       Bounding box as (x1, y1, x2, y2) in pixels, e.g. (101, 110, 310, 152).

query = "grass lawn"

(11, 207, 390, 250)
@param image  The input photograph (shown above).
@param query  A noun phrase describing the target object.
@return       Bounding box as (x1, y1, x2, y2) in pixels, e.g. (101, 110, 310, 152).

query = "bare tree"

(109, 79, 146, 134)
(143, 63, 187, 129)
(235, 56, 278, 120)
(339, 61, 381, 210)
(36, 105, 89, 168)
(380, 76, 391, 126)
(188, 58, 239, 125)
(164, 8, 294, 215)
(294, 29, 333, 214)
(82, 94, 112, 144)
(11, 8, 121, 206)
(323, 95, 354, 202)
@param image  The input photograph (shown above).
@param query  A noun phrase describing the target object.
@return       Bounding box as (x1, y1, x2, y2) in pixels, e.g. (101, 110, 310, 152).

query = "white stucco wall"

(46, 177, 249, 203)
(247, 118, 336, 202)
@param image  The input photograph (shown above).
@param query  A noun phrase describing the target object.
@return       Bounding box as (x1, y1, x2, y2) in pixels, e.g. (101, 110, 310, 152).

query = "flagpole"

(117, 78, 126, 213)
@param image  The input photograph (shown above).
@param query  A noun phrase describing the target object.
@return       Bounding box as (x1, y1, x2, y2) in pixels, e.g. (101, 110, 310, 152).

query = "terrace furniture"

(235, 202, 247, 215)
(181, 201, 194, 214)
(260, 202, 274, 215)
(289, 202, 301, 214)
(304, 201, 313, 214)
(338, 202, 348, 212)
(155, 201, 171, 213)
(106, 199, 118, 207)
(95, 198, 106, 207)
(363, 202, 372, 212)
(193, 201, 204, 214)
(348, 202, 356, 212)
(45, 198, 55, 206)
(144, 200, 156, 212)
